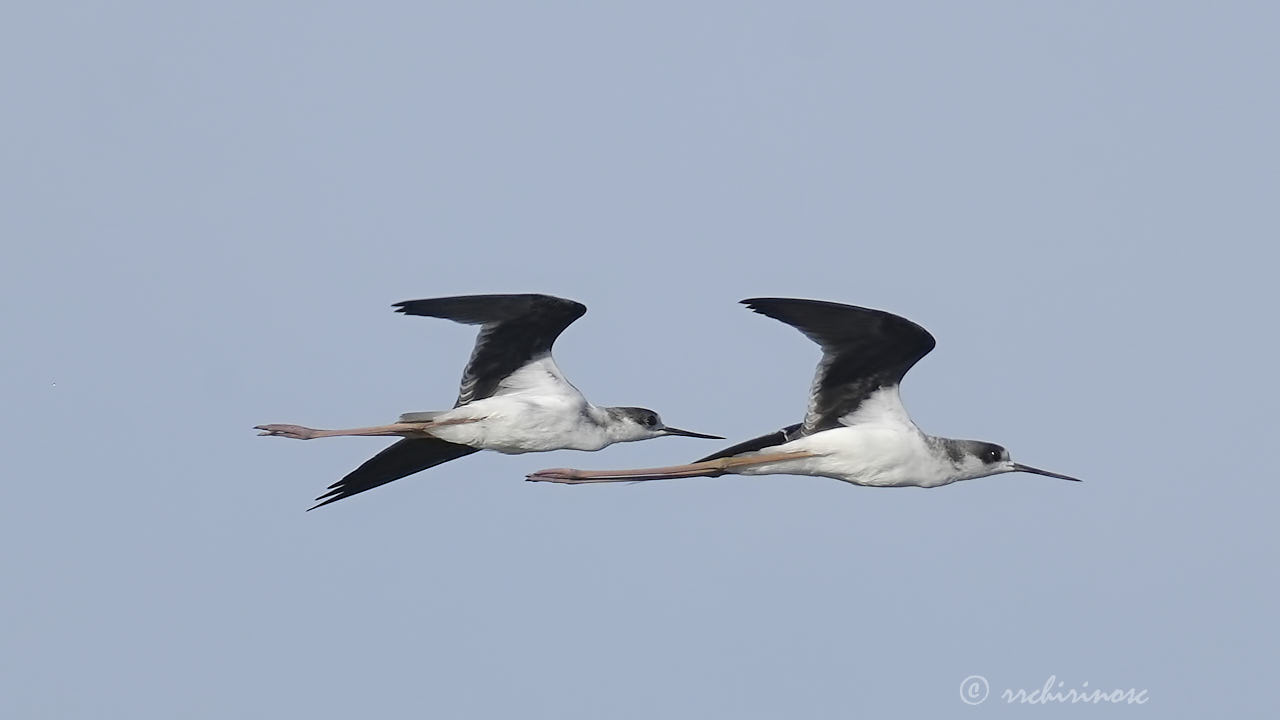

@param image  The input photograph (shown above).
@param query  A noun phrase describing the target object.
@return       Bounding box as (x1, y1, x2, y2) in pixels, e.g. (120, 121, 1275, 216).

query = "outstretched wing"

(309, 437, 478, 510)
(394, 294, 587, 406)
(742, 298, 936, 435)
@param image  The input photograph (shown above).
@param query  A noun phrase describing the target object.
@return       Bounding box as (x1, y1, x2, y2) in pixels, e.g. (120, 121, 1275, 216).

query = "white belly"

(735, 425, 954, 488)
(426, 396, 609, 453)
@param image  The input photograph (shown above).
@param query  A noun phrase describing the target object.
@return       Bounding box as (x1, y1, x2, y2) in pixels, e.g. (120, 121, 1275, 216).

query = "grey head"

(605, 407, 723, 443)
(943, 439, 1081, 484)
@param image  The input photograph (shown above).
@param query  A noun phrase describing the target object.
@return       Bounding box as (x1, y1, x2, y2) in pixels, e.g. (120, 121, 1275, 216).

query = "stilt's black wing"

(693, 423, 804, 462)
(393, 294, 586, 407)
(742, 298, 936, 435)
(308, 438, 478, 510)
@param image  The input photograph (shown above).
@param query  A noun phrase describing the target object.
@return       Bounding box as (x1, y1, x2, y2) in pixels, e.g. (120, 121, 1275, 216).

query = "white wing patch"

(493, 354, 585, 401)
(837, 384, 918, 432)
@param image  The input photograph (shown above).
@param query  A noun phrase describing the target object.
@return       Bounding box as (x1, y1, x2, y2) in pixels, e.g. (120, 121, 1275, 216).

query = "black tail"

(308, 437, 478, 510)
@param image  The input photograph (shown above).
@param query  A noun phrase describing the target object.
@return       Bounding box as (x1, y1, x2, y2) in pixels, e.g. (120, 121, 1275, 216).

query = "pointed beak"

(1012, 463, 1082, 482)
(661, 426, 724, 440)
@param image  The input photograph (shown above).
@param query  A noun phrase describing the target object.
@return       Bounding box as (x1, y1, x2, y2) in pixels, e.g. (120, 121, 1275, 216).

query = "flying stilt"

(527, 298, 1080, 488)
(257, 294, 721, 509)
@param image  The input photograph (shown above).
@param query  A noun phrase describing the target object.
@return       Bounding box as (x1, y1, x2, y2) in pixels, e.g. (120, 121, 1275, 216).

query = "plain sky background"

(3, 2, 1276, 717)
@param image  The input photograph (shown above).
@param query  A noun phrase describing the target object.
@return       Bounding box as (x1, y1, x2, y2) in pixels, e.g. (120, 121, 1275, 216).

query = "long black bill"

(1013, 463, 1082, 482)
(662, 426, 724, 440)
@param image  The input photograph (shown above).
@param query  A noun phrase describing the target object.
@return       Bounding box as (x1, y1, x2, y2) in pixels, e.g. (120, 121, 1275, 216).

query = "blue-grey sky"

(3, 2, 1276, 717)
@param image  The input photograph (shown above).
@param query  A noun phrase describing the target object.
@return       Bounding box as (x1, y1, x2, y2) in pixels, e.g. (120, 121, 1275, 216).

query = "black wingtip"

(303, 438, 480, 510)
(740, 297, 829, 320)
(738, 297, 936, 349)
(740, 297, 787, 308)
(740, 297, 864, 315)
(305, 487, 344, 511)
(390, 294, 586, 324)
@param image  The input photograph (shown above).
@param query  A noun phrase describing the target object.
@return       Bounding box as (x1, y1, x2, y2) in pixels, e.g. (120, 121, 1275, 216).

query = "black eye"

(985, 448, 1002, 463)
(645, 414, 659, 427)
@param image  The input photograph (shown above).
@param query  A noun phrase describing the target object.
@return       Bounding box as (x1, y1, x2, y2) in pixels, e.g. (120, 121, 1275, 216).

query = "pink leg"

(254, 422, 432, 440)
(527, 451, 814, 484)
(255, 415, 483, 440)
